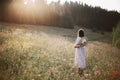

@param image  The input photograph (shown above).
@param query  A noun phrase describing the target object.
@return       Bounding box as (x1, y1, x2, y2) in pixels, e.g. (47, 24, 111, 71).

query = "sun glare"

(32, 0, 35, 3)
(24, 0, 35, 5)
(8, 0, 49, 24)
(24, 1, 27, 5)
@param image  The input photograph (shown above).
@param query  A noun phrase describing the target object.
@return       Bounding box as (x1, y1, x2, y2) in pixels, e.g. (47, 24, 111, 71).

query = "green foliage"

(112, 22, 120, 48)
(0, 0, 120, 31)
(59, 12, 74, 28)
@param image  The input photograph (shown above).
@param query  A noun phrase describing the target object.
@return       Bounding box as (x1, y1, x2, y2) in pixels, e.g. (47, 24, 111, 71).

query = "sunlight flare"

(23, 0, 36, 5)
(7, 0, 49, 24)
(24, 1, 27, 5)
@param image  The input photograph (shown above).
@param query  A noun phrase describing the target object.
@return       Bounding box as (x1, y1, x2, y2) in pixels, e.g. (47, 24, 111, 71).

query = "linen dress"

(74, 37, 86, 69)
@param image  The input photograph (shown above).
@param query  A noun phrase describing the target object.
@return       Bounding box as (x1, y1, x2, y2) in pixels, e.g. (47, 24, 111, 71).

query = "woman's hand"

(80, 42, 87, 47)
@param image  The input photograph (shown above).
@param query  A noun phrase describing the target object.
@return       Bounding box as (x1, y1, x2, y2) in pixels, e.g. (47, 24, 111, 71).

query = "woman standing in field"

(74, 29, 87, 76)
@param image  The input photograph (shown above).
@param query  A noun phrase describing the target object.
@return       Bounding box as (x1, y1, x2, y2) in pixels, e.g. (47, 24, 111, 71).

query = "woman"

(74, 29, 87, 76)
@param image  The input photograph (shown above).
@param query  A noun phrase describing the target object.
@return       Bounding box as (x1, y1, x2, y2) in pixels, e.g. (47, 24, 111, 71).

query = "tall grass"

(112, 21, 120, 48)
(0, 24, 120, 80)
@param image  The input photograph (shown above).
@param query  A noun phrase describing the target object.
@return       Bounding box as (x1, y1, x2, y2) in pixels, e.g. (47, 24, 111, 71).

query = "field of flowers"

(0, 23, 120, 80)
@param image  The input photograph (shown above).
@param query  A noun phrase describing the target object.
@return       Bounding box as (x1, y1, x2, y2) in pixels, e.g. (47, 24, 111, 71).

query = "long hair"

(77, 29, 84, 37)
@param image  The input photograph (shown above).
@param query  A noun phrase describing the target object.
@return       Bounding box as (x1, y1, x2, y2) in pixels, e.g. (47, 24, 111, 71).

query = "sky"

(47, 0, 120, 12)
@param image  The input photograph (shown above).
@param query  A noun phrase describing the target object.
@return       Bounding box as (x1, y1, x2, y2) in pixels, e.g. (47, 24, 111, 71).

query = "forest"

(0, 0, 120, 31)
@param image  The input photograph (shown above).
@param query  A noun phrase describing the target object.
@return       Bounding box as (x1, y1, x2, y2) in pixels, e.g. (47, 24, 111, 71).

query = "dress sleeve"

(74, 37, 81, 46)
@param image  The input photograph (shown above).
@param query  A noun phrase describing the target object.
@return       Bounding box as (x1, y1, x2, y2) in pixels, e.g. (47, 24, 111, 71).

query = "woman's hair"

(77, 29, 84, 37)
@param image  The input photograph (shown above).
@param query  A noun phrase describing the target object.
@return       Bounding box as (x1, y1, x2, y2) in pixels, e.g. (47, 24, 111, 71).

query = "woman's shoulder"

(76, 37, 81, 40)
(76, 37, 87, 42)
(77, 37, 81, 39)
(83, 36, 87, 40)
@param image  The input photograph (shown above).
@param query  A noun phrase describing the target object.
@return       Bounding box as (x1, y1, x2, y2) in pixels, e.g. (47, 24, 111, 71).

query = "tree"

(112, 21, 120, 48)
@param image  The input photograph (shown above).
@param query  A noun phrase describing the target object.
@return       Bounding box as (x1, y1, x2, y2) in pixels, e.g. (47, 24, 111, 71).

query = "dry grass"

(0, 23, 120, 80)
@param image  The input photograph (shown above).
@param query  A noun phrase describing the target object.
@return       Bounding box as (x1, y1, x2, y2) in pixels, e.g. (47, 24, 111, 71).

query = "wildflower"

(94, 70, 101, 76)
(62, 59, 66, 62)
(84, 73, 89, 77)
(71, 73, 74, 75)
(110, 70, 119, 79)
(38, 74, 41, 77)
(92, 65, 98, 71)
(32, 79, 34, 80)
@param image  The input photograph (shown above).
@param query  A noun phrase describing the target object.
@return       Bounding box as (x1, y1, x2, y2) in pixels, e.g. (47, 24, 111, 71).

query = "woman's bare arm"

(74, 45, 81, 48)
(80, 42, 87, 47)
(74, 42, 87, 48)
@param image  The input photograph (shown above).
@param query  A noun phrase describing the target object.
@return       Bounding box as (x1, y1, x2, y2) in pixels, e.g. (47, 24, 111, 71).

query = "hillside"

(0, 23, 120, 80)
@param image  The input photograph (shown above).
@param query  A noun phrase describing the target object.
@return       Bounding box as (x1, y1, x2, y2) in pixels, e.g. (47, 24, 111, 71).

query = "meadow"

(0, 23, 120, 80)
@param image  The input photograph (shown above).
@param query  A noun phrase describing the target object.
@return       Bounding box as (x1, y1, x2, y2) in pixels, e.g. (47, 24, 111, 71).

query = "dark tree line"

(0, 0, 120, 31)
(62, 1, 120, 31)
